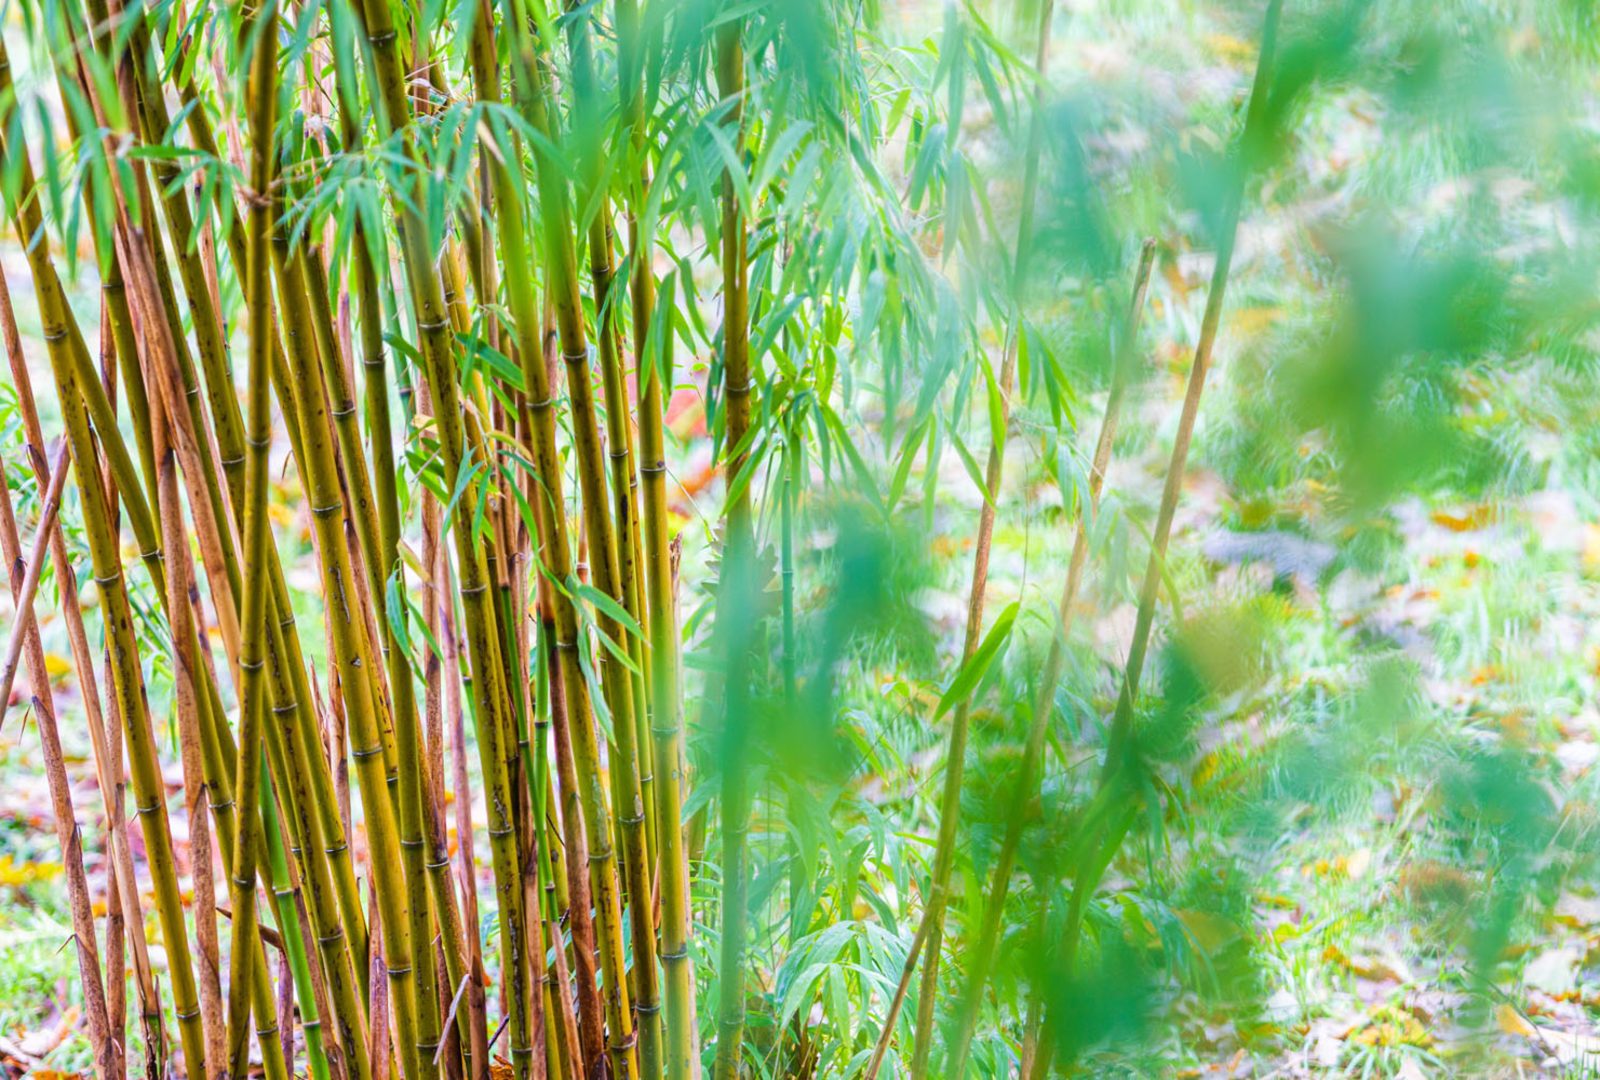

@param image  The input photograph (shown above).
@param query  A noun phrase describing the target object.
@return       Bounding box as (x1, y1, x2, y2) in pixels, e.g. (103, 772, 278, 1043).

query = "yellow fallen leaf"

(1496, 1002, 1534, 1037)
(1323, 944, 1405, 983)
(1431, 505, 1495, 532)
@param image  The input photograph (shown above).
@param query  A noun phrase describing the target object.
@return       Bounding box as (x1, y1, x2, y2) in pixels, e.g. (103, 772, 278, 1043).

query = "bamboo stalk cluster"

(1, 0, 711, 1076)
(0, 0, 1294, 1077)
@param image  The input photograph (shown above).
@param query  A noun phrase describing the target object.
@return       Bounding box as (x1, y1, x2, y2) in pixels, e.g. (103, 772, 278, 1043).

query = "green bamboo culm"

(499, 1, 642, 1075)
(356, 0, 538, 1071)
(227, 2, 282, 1075)
(900, 5, 1057, 1076)
(712, 15, 755, 1080)
(618, 0, 698, 1073)
(564, 9, 664, 1069)
(943, 239, 1157, 1079)
(1029, 7, 1285, 1076)
(272, 226, 433, 1080)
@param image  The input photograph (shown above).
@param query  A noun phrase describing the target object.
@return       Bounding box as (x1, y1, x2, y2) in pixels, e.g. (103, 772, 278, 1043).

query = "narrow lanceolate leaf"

(933, 600, 1018, 721)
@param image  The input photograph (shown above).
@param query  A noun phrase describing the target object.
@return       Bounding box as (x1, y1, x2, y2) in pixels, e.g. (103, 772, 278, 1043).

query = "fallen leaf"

(1496, 1002, 1535, 1037)
(1524, 946, 1582, 996)
(1395, 1056, 1428, 1080)
(1534, 1026, 1600, 1067)
(1431, 505, 1495, 532)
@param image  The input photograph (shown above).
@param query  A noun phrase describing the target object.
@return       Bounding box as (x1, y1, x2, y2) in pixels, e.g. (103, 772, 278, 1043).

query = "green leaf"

(946, 422, 993, 510)
(934, 600, 1019, 720)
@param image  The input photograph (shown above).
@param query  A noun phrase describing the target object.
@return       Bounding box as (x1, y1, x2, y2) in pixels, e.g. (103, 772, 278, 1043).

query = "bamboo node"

(310, 500, 344, 518)
(176, 1008, 201, 1021)
(487, 824, 515, 838)
(639, 463, 667, 475)
(386, 965, 413, 977)
(417, 317, 448, 331)
(271, 701, 299, 715)
(246, 434, 272, 450)
(317, 930, 347, 945)
(351, 744, 385, 760)
(92, 570, 124, 587)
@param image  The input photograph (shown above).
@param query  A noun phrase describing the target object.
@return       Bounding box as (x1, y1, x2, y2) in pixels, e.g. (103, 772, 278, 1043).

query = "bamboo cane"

(354, 0, 538, 1068)
(943, 240, 1157, 1078)
(53, 92, 316, 1076)
(0, 444, 114, 1080)
(0, 268, 140, 1080)
(616, 1, 697, 1070)
(299, 234, 445, 1068)
(1030, 7, 1284, 1073)
(152, 401, 230, 1079)
(273, 225, 434, 1080)
(0, 108, 212, 1080)
(492, 4, 646, 1075)
(901, 6, 1058, 1076)
(712, 19, 756, 1080)
(227, 5, 282, 1072)
(0, 447, 69, 718)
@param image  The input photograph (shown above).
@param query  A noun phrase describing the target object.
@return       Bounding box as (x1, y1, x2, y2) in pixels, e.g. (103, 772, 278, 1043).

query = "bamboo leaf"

(945, 421, 992, 510)
(933, 600, 1019, 720)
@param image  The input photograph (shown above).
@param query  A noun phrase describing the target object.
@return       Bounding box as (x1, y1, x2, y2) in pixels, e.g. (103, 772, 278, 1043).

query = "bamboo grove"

(0, 0, 1314, 1077)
